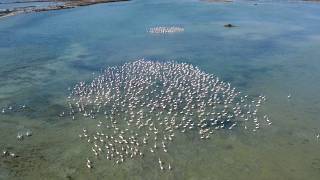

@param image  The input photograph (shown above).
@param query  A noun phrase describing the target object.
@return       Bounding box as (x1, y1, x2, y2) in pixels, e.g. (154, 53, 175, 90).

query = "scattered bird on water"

(2, 149, 17, 158)
(86, 158, 93, 169)
(67, 59, 270, 170)
(16, 129, 33, 141)
(2, 150, 9, 157)
(25, 130, 32, 137)
(9, 152, 17, 158)
(17, 133, 24, 141)
(0, 104, 28, 114)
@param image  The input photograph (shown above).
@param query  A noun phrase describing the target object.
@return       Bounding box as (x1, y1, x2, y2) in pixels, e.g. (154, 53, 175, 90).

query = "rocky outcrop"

(224, 24, 237, 28)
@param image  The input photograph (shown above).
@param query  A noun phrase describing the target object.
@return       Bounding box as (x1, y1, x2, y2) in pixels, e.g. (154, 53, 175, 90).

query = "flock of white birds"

(66, 60, 271, 170)
(148, 26, 185, 34)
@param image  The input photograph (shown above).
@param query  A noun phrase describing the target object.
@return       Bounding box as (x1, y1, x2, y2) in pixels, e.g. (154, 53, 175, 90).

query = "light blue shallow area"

(0, 0, 320, 179)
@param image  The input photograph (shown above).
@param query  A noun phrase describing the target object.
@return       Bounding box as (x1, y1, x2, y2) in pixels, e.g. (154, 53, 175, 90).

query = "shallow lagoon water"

(0, 0, 320, 179)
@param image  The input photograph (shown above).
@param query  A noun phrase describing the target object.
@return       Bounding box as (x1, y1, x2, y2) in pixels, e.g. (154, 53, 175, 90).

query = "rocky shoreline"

(0, 0, 129, 19)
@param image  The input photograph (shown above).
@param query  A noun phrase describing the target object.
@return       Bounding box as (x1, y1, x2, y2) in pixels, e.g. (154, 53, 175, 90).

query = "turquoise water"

(1, 0, 320, 179)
